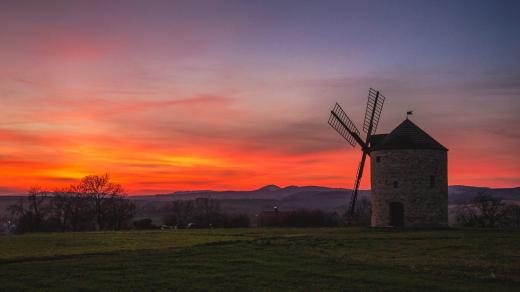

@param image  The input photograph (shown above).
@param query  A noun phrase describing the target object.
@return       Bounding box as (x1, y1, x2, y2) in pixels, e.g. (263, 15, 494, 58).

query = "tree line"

(7, 174, 135, 233)
(160, 198, 250, 228)
(455, 192, 520, 228)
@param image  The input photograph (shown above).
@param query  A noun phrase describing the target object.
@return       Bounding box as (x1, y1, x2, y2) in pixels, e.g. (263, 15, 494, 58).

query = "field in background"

(0, 228, 519, 291)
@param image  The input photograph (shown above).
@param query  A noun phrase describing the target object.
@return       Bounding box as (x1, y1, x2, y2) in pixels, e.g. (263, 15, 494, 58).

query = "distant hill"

(448, 185, 520, 204)
(133, 185, 519, 204)
(132, 185, 346, 201)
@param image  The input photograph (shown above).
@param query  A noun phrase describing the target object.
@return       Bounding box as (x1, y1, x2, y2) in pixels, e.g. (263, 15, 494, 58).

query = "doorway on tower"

(389, 202, 404, 227)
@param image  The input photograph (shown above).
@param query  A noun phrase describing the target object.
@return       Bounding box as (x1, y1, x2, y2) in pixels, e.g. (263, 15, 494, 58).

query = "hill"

(137, 185, 341, 201)
(134, 185, 520, 204)
(449, 185, 520, 204)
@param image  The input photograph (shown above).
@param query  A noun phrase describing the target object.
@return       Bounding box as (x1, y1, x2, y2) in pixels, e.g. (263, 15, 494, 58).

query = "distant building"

(370, 119, 448, 227)
(256, 207, 293, 227)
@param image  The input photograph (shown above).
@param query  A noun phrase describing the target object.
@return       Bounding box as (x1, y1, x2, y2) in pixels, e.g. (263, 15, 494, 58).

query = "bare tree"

(104, 195, 136, 230)
(7, 198, 26, 219)
(162, 198, 251, 228)
(7, 187, 50, 233)
(50, 189, 71, 232)
(78, 174, 124, 230)
(504, 205, 520, 229)
(7, 174, 135, 233)
(51, 187, 94, 232)
(456, 192, 508, 228)
(352, 197, 371, 226)
(193, 198, 221, 227)
(162, 200, 196, 227)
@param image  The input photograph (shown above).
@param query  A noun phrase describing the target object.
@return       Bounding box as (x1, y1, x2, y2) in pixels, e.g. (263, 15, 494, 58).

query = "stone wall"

(370, 149, 448, 227)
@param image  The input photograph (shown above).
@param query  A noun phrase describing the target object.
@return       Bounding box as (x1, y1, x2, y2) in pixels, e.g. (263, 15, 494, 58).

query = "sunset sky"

(1, 0, 519, 195)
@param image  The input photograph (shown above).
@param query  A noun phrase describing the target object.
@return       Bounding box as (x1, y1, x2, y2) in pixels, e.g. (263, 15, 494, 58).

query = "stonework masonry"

(370, 149, 448, 227)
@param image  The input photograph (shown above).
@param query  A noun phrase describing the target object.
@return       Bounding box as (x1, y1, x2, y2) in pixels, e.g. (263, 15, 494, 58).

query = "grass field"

(0, 228, 519, 291)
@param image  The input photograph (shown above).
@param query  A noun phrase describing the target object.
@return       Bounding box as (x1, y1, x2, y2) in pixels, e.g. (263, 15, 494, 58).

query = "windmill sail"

(349, 151, 368, 217)
(347, 89, 386, 220)
(363, 88, 385, 136)
(327, 88, 386, 223)
(328, 103, 363, 147)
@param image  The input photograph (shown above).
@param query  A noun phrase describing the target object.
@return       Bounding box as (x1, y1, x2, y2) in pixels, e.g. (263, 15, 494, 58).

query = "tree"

(456, 192, 508, 228)
(7, 197, 27, 233)
(78, 174, 124, 230)
(27, 187, 48, 221)
(162, 200, 196, 227)
(104, 195, 136, 230)
(162, 198, 247, 228)
(51, 187, 94, 232)
(7, 187, 50, 233)
(350, 197, 371, 226)
(193, 198, 222, 227)
(7, 174, 135, 233)
(504, 205, 520, 229)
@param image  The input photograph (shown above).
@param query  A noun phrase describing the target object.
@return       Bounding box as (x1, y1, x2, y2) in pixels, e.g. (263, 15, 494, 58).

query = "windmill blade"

(347, 151, 368, 220)
(328, 103, 364, 148)
(363, 88, 385, 136)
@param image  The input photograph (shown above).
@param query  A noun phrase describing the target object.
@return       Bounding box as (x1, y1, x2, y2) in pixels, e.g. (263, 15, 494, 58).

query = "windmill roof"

(369, 134, 388, 147)
(371, 119, 447, 151)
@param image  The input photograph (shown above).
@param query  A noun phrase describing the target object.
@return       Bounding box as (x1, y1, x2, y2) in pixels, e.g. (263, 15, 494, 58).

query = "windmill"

(328, 88, 386, 222)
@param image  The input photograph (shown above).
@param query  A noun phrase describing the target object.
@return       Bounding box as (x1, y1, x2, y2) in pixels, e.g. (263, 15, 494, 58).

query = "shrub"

(133, 218, 156, 229)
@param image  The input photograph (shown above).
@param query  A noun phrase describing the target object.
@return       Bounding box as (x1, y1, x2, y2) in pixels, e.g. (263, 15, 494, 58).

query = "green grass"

(0, 228, 519, 291)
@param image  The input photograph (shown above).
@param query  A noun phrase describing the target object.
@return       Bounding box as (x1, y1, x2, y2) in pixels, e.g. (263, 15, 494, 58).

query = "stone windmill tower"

(328, 89, 448, 227)
(369, 118, 448, 227)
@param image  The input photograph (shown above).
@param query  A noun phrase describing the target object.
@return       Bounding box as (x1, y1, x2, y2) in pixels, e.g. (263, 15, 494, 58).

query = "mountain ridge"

(130, 185, 520, 204)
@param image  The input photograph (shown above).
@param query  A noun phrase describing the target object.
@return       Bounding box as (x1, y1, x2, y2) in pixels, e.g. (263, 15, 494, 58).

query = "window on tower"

(393, 181, 399, 188)
(376, 156, 381, 163)
(430, 175, 435, 188)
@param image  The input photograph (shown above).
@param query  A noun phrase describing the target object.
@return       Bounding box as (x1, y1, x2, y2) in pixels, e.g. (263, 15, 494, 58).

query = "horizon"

(1, 0, 519, 195)
(1, 183, 518, 197)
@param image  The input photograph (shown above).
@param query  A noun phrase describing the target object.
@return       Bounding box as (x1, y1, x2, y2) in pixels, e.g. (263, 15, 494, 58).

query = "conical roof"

(371, 119, 447, 151)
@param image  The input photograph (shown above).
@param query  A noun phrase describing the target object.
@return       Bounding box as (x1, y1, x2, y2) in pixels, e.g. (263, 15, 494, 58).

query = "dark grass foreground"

(0, 228, 519, 291)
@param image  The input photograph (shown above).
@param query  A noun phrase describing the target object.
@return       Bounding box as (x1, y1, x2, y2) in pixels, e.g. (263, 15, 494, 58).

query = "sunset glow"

(1, 1, 519, 194)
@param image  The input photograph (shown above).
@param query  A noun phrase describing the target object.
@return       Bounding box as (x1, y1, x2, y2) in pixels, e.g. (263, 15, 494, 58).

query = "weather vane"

(406, 110, 413, 119)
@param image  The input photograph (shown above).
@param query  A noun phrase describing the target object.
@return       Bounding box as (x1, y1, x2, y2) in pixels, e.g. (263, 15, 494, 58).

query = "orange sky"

(1, 1, 519, 194)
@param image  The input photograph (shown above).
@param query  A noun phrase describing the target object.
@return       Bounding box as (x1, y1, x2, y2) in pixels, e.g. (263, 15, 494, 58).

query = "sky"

(0, 0, 519, 195)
